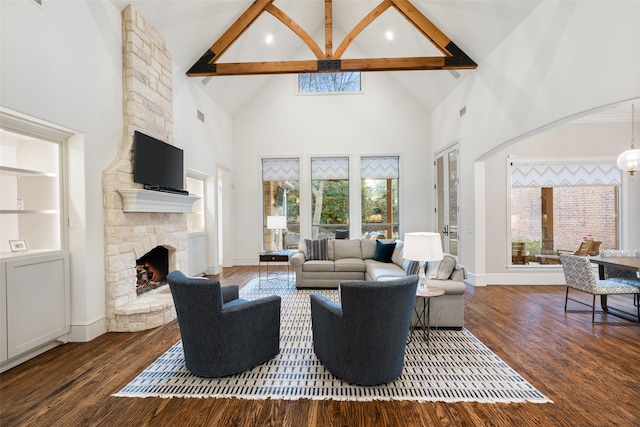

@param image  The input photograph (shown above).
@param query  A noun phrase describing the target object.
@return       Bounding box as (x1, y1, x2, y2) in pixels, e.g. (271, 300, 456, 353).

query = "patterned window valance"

(361, 156, 399, 179)
(510, 162, 621, 188)
(311, 157, 349, 180)
(262, 158, 299, 181)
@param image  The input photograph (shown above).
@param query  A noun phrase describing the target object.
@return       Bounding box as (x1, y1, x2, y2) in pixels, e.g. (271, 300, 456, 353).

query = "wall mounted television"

(133, 130, 185, 192)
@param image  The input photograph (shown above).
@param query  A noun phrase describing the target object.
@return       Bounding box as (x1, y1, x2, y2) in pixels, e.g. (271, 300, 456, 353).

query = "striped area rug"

(114, 278, 552, 403)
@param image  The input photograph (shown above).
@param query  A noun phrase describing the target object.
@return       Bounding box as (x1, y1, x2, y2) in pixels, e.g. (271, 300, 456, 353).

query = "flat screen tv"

(133, 131, 184, 191)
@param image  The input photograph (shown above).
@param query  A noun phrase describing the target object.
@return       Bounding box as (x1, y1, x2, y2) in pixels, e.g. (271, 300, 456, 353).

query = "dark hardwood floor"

(1, 266, 639, 426)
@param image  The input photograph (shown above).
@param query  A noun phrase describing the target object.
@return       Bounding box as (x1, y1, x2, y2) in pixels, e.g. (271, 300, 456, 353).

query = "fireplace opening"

(136, 246, 169, 295)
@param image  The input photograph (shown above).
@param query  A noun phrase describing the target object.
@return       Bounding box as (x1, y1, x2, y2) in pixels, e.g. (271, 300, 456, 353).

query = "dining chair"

(599, 249, 640, 306)
(511, 241, 528, 265)
(560, 254, 640, 323)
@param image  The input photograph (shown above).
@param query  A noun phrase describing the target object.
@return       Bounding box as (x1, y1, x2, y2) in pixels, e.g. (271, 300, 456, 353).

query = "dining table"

(589, 255, 640, 322)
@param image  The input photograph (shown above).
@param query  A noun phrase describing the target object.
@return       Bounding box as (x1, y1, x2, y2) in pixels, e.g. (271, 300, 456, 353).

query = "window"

(262, 158, 300, 251)
(361, 156, 399, 240)
(298, 72, 361, 93)
(311, 157, 349, 239)
(509, 162, 621, 265)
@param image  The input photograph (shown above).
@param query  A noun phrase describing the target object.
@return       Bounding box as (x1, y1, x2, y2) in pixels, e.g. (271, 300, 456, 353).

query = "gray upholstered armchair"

(167, 270, 281, 377)
(310, 275, 419, 385)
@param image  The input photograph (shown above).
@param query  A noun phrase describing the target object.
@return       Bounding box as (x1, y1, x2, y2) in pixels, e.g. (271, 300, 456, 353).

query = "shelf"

(0, 210, 58, 214)
(0, 166, 57, 177)
(118, 189, 200, 213)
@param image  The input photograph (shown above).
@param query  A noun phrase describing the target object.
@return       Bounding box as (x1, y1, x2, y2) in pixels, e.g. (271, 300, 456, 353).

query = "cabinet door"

(187, 234, 207, 276)
(6, 252, 70, 358)
(193, 235, 207, 276)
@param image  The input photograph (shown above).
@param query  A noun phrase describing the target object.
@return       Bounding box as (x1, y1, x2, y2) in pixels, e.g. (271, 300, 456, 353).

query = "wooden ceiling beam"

(209, 0, 274, 63)
(390, 0, 450, 54)
(187, 0, 476, 77)
(334, 0, 393, 59)
(325, 0, 333, 58)
(188, 56, 474, 77)
(265, 3, 324, 59)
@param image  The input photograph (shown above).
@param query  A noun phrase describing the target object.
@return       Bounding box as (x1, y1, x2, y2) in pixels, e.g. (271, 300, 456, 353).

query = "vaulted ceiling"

(110, 0, 543, 114)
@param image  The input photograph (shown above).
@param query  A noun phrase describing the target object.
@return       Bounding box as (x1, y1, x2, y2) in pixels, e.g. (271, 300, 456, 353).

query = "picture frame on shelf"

(9, 240, 28, 252)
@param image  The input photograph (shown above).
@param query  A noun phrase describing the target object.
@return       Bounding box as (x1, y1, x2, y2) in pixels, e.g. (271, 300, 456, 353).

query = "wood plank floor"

(1, 266, 639, 427)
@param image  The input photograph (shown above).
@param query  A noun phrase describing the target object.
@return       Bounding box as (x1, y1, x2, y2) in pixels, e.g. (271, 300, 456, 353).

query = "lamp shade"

(267, 215, 287, 230)
(403, 232, 444, 262)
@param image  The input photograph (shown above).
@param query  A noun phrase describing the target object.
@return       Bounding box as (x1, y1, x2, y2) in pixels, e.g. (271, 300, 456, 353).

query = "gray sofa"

(290, 238, 467, 328)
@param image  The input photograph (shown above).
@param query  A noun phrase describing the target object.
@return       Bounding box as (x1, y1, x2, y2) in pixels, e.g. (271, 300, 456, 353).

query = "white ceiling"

(110, 0, 543, 115)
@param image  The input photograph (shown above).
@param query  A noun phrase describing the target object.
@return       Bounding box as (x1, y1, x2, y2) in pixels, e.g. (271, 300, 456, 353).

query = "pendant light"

(616, 103, 639, 176)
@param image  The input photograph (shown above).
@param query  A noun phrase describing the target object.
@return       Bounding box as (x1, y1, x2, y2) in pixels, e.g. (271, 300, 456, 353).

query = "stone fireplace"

(102, 6, 186, 332)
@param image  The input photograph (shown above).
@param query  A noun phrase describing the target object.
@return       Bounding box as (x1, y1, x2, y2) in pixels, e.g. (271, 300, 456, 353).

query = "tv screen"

(133, 131, 184, 191)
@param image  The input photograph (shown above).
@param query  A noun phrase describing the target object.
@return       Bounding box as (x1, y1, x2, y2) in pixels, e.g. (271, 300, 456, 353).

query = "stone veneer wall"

(102, 5, 185, 332)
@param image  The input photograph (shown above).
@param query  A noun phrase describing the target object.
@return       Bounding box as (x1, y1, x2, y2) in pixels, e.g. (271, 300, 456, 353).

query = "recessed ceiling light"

(385, 31, 394, 41)
(265, 34, 274, 44)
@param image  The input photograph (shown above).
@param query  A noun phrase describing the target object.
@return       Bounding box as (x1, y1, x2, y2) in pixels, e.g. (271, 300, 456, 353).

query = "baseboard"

(472, 271, 566, 286)
(69, 316, 108, 342)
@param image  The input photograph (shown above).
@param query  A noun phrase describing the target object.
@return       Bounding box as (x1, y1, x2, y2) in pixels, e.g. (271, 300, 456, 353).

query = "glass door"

(434, 146, 459, 256)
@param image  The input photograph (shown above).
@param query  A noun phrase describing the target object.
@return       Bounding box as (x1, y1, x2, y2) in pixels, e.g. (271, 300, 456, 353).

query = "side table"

(410, 286, 445, 350)
(259, 250, 294, 288)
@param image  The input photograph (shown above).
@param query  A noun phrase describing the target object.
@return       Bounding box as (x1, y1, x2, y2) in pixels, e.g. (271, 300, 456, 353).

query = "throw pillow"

(435, 255, 457, 280)
(373, 240, 396, 263)
(305, 238, 328, 261)
(391, 240, 404, 266)
(403, 259, 420, 276)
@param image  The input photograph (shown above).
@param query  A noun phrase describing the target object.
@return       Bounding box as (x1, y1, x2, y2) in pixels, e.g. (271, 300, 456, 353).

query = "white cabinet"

(187, 233, 207, 277)
(0, 114, 71, 372)
(0, 251, 70, 370)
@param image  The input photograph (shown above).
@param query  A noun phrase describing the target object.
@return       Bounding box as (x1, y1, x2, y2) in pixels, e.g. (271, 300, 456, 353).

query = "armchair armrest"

(221, 285, 239, 303)
(310, 294, 342, 317)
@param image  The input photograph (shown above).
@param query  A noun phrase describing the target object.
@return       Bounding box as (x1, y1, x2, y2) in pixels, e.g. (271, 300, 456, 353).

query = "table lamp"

(267, 215, 287, 251)
(403, 232, 444, 290)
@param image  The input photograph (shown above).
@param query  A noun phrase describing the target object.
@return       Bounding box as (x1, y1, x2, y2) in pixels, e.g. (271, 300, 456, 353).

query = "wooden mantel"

(118, 189, 200, 213)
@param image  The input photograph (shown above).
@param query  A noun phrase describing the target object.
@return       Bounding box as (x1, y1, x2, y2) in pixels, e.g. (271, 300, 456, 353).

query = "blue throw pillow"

(373, 240, 396, 263)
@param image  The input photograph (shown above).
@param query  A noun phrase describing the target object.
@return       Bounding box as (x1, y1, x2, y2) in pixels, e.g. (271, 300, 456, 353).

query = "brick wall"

(511, 186, 618, 254)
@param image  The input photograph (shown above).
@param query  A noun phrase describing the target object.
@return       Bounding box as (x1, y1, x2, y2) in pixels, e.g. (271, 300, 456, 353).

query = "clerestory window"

(298, 72, 361, 94)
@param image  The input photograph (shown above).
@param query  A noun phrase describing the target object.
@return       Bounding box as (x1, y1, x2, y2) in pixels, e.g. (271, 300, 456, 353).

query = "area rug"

(114, 277, 552, 403)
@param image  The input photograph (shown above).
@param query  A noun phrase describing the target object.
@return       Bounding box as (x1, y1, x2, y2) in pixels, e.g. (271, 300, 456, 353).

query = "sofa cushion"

(361, 239, 377, 259)
(374, 240, 396, 263)
(403, 259, 420, 276)
(365, 259, 405, 280)
(302, 260, 334, 272)
(305, 238, 329, 261)
(334, 239, 362, 260)
(391, 240, 404, 267)
(335, 258, 366, 272)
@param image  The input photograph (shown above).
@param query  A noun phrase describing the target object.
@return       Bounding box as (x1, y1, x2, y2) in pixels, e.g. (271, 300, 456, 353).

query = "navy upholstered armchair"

(310, 275, 419, 385)
(167, 270, 281, 378)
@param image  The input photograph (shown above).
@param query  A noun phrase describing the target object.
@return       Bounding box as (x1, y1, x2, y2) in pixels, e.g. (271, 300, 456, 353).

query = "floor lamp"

(267, 215, 287, 251)
(403, 232, 444, 290)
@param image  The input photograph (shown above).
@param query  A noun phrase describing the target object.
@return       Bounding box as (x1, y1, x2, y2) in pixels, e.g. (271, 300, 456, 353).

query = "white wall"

(430, 1, 640, 285)
(1, 0, 122, 340)
(173, 76, 234, 274)
(0, 1, 233, 340)
(232, 72, 431, 264)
